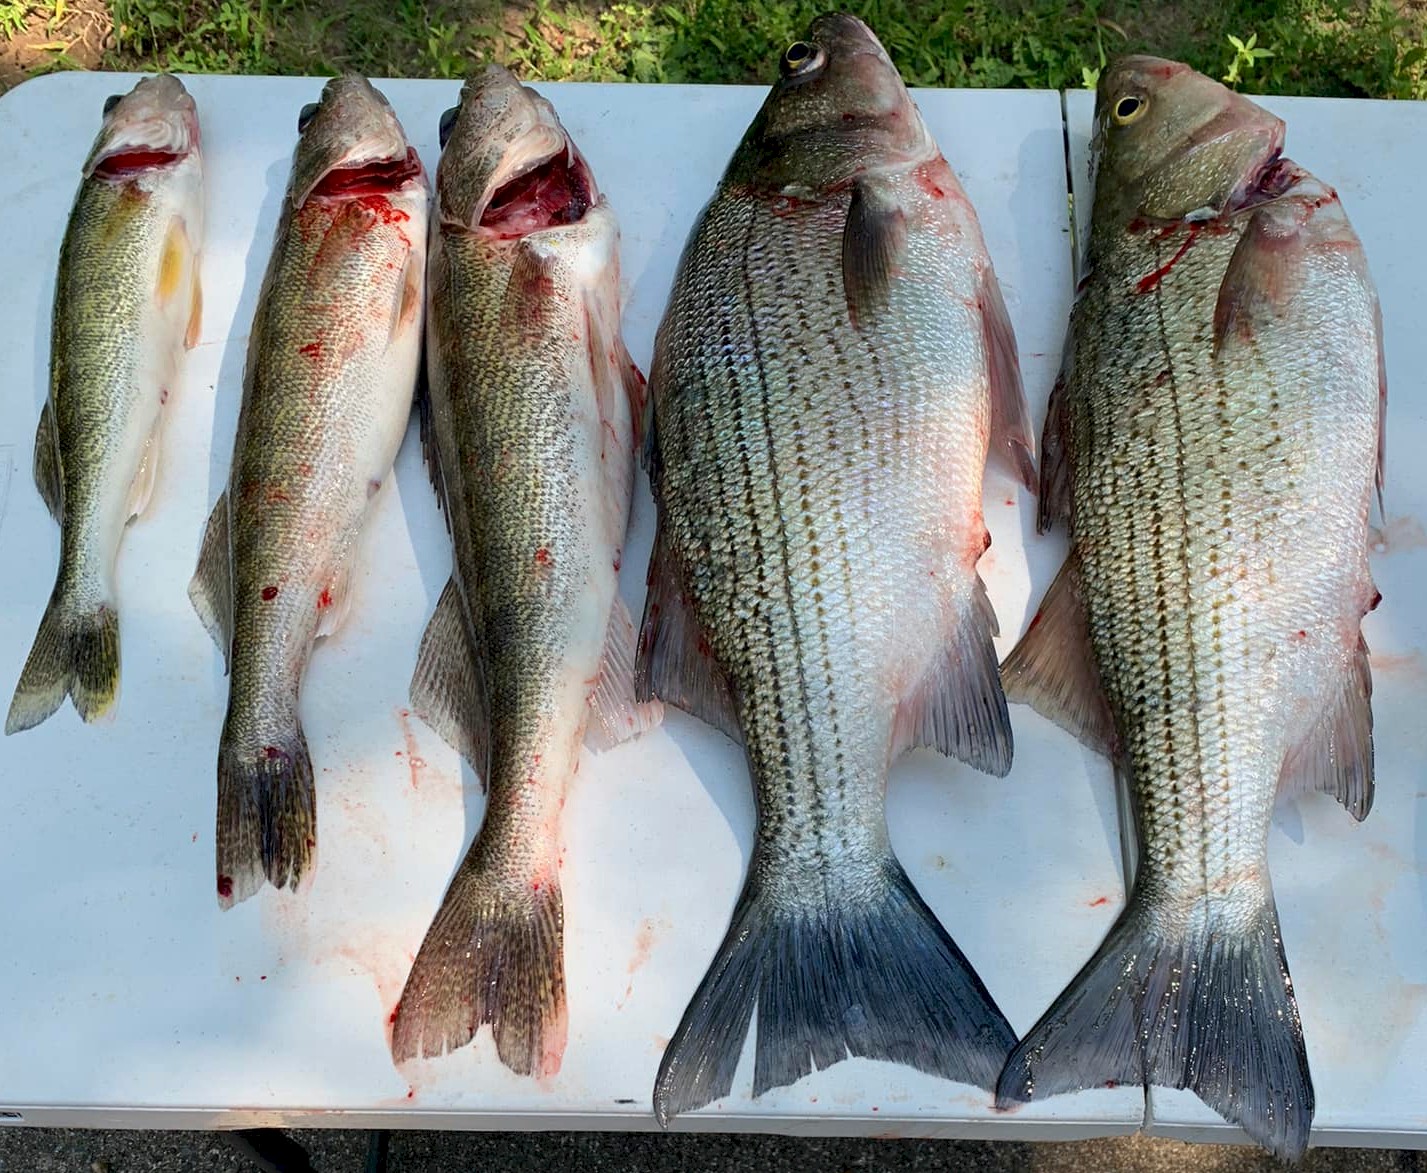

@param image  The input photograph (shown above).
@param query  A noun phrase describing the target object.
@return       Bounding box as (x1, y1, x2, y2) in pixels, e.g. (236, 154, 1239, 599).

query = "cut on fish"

(189, 76, 428, 907)
(638, 13, 1033, 1122)
(997, 57, 1386, 1161)
(8, 74, 203, 736)
(389, 65, 659, 1078)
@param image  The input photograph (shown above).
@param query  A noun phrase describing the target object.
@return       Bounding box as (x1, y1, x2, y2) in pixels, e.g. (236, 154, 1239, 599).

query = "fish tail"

(6, 576, 119, 735)
(391, 852, 566, 1077)
(996, 883, 1313, 1161)
(653, 853, 1016, 1125)
(215, 717, 316, 908)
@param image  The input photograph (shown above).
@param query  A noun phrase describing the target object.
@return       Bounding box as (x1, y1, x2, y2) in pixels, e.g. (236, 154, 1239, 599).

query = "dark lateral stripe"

(737, 207, 823, 849)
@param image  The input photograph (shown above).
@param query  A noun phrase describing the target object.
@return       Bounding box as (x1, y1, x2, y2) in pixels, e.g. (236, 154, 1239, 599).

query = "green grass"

(102, 0, 1427, 98)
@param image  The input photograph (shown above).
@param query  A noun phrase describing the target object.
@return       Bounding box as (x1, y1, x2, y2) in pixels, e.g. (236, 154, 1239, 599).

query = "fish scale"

(7, 74, 202, 737)
(189, 75, 428, 908)
(998, 58, 1383, 1161)
(645, 13, 1033, 1123)
(390, 65, 658, 1080)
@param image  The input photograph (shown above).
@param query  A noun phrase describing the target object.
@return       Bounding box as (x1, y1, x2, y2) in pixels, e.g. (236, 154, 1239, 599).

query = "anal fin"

(315, 564, 353, 640)
(188, 492, 233, 667)
(635, 524, 741, 745)
(1000, 551, 1116, 756)
(586, 595, 663, 751)
(33, 401, 62, 522)
(410, 577, 490, 780)
(1279, 634, 1374, 821)
(892, 575, 1012, 777)
(979, 266, 1037, 492)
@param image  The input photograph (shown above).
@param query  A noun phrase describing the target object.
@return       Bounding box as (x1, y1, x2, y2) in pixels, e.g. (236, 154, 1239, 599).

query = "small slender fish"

(997, 58, 1386, 1160)
(389, 66, 659, 1077)
(8, 75, 203, 735)
(189, 77, 427, 907)
(640, 14, 1033, 1121)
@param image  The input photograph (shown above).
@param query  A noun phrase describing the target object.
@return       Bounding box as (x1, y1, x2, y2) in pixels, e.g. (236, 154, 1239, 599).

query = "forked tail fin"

(997, 886, 1313, 1161)
(6, 580, 119, 734)
(216, 720, 316, 908)
(391, 855, 566, 1077)
(653, 853, 1016, 1124)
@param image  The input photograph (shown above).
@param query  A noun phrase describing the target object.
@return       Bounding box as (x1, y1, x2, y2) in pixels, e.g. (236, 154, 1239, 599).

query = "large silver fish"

(189, 76, 427, 907)
(8, 75, 203, 735)
(996, 58, 1385, 1160)
(389, 66, 658, 1077)
(640, 14, 1033, 1121)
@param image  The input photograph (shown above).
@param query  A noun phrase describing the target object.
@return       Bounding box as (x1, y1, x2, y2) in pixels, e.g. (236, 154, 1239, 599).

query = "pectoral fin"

(841, 178, 907, 329)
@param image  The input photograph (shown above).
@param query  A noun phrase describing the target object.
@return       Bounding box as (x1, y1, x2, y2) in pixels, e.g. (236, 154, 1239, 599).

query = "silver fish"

(640, 14, 1033, 1121)
(996, 57, 1385, 1160)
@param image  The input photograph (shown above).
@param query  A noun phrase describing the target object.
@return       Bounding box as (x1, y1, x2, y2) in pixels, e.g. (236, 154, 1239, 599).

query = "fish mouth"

(84, 106, 200, 180)
(477, 142, 596, 239)
(310, 146, 425, 200)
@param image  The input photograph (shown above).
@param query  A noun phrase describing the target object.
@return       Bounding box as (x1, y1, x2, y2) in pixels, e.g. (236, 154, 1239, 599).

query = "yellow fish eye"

(1112, 94, 1148, 125)
(780, 40, 825, 77)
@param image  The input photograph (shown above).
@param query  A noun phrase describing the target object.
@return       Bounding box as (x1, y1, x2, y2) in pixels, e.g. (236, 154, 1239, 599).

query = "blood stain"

(1088, 896, 1109, 907)
(261, 585, 279, 601)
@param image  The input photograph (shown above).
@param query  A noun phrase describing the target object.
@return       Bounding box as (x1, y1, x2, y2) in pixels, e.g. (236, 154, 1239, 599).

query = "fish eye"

(297, 101, 320, 133)
(1112, 94, 1148, 125)
(439, 105, 459, 149)
(780, 40, 825, 78)
(103, 94, 122, 116)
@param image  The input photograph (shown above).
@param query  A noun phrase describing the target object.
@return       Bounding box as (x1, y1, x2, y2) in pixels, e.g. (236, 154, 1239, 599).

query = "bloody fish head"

(82, 74, 200, 181)
(434, 63, 598, 238)
(1093, 56, 1285, 224)
(730, 12, 933, 192)
(287, 75, 426, 209)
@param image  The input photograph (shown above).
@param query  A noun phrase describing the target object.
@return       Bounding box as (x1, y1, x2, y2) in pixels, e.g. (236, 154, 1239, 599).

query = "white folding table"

(0, 73, 1420, 1151)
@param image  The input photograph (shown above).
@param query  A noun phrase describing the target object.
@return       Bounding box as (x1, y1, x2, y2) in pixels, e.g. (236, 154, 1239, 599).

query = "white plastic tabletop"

(0, 71, 1412, 1152)
(1061, 89, 1427, 1150)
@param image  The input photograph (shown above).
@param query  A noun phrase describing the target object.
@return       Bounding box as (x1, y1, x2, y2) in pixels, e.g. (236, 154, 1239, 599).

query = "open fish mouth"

(478, 143, 596, 239)
(310, 146, 425, 199)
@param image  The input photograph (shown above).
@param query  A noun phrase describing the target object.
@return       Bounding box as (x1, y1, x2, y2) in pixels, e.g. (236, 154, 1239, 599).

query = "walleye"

(389, 66, 659, 1076)
(640, 14, 1032, 1121)
(8, 75, 203, 735)
(189, 77, 427, 907)
(996, 59, 1385, 1159)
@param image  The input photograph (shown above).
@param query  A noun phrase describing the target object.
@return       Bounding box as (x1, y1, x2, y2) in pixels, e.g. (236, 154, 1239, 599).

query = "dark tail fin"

(653, 855, 1016, 1125)
(391, 856, 566, 1077)
(215, 722, 316, 908)
(997, 887, 1313, 1161)
(6, 582, 119, 735)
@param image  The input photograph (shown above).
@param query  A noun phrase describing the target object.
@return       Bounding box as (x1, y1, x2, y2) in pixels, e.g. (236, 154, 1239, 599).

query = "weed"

(0, 0, 30, 38)
(100, 0, 1427, 100)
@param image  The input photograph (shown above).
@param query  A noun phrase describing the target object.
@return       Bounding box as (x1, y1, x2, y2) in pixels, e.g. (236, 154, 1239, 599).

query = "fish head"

(730, 13, 933, 192)
(1093, 56, 1285, 223)
(82, 73, 200, 180)
(288, 75, 426, 209)
(434, 63, 599, 237)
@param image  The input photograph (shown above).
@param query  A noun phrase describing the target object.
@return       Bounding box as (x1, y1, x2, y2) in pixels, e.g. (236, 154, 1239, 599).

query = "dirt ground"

(0, 0, 108, 92)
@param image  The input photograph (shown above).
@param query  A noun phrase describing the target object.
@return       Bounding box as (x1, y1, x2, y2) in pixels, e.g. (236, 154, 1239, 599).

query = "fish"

(7, 75, 203, 735)
(188, 76, 428, 908)
(389, 66, 659, 1076)
(995, 58, 1386, 1160)
(638, 13, 1034, 1122)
